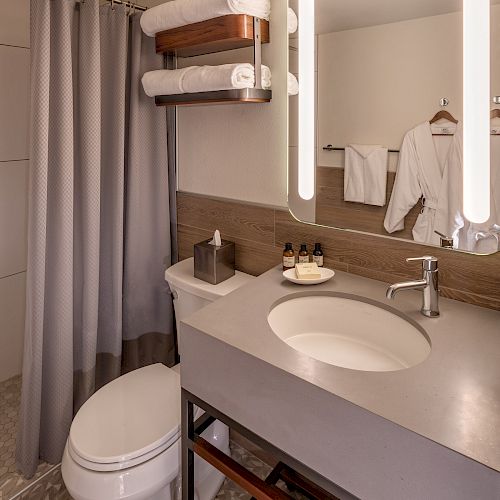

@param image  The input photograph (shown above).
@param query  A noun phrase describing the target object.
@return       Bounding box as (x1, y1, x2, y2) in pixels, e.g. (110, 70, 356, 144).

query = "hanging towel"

(288, 8, 298, 34)
(470, 229, 500, 254)
(288, 73, 299, 96)
(140, 0, 271, 37)
(142, 64, 271, 97)
(344, 145, 388, 206)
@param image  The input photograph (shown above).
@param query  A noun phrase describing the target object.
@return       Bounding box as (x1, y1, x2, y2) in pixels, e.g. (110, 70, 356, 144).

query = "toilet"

(62, 258, 254, 500)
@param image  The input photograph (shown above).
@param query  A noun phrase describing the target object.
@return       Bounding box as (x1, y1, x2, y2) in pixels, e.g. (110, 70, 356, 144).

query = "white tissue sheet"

(142, 64, 272, 97)
(210, 230, 222, 247)
(140, 0, 271, 37)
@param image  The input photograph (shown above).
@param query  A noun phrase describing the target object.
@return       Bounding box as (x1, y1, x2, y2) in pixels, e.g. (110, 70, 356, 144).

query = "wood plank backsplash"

(316, 166, 421, 240)
(177, 192, 500, 311)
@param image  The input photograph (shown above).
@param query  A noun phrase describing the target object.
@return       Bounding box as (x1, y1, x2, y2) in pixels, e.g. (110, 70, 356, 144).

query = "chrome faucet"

(386, 256, 440, 317)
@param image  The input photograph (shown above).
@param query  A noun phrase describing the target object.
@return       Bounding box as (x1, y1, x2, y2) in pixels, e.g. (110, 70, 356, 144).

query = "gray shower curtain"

(17, 0, 175, 477)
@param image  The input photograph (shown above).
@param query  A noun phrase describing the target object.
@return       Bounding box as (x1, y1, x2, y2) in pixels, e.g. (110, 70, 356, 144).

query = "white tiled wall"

(0, 0, 30, 382)
(0, 274, 26, 382)
(0, 161, 28, 278)
(0, 46, 30, 160)
(0, 0, 30, 48)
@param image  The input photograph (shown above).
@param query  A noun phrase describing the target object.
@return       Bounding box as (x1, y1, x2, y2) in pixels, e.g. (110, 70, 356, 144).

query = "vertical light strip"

(463, 0, 490, 223)
(298, 0, 315, 200)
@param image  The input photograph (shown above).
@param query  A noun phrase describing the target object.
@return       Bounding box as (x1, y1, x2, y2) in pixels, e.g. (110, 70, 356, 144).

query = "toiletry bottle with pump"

(283, 243, 295, 271)
(313, 243, 324, 267)
(298, 244, 309, 263)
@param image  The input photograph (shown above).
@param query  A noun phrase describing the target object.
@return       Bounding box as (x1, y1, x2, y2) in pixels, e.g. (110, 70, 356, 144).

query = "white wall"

(0, 0, 29, 382)
(140, 0, 288, 207)
(175, 0, 289, 208)
(140, 1, 498, 212)
(317, 7, 500, 171)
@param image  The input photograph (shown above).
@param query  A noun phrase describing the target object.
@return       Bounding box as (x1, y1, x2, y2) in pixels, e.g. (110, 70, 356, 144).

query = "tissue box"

(194, 238, 235, 285)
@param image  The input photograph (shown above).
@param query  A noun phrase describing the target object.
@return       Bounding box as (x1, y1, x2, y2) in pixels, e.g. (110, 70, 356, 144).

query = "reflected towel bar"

(323, 145, 400, 153)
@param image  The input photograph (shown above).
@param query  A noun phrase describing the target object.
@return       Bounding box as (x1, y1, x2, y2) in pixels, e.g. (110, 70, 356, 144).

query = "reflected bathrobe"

(438, 130, 500, 253)
(384, 121, 461, 245)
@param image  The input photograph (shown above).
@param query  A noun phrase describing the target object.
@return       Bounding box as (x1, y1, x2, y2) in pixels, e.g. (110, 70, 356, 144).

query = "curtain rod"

(104, 0, 148, 12)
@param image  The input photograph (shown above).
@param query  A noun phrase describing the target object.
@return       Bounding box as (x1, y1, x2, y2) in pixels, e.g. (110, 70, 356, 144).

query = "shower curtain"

(16, 0, 175, 477)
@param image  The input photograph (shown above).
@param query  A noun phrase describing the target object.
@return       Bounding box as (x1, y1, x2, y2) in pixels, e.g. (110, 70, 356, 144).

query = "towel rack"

(323, 145, 400, 153)
(154, 15, 272, 107)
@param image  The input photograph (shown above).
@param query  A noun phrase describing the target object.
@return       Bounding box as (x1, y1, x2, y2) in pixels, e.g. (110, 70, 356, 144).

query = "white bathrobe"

(438, 130, 500, 253)
(384, 121, 461, 245)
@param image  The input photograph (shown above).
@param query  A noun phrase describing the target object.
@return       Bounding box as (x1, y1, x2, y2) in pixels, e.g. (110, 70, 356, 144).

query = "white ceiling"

(315, 0, 499, 34)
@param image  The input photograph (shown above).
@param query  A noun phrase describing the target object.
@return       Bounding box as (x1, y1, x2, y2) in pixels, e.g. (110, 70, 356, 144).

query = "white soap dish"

(283, 267, 335, 285)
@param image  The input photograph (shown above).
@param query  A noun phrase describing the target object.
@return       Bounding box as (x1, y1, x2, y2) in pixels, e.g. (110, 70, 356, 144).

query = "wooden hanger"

(492, 109, 500, 135)
(429, 109, 458, 136)
(429, 109, 459, 125)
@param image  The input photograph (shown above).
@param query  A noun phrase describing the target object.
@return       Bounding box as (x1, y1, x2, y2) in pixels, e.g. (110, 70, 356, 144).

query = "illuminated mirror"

(288, 0, 500, 254)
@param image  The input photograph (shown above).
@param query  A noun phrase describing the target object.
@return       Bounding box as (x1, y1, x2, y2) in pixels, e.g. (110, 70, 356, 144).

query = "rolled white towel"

(140, 0, 271, 37)
(141, 67, 192, 97)
(288, 73, 299, 96)
(288, 8, 298, 34)
(142, 64, 271, 97)
(181, 64, 271, 93)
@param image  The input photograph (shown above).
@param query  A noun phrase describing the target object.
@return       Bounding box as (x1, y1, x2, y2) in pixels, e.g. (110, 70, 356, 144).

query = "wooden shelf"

(155, 14, 270, 57)
(153, 15, 271, 107)
(155, 88, 272, 107)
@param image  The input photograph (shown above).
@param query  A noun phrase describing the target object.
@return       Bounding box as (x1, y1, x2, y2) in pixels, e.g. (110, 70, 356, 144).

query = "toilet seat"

(67, 433, 178, 472)
(69, 364, 182, 472)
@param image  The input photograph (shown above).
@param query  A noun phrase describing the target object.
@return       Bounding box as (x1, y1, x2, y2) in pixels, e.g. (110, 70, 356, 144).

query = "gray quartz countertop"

(182, 266, 500, 476)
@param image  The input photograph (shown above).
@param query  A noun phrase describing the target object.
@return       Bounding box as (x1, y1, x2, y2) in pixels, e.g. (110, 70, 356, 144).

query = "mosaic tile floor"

(1, 377, 307, 499)
(0, 376, 53, 500)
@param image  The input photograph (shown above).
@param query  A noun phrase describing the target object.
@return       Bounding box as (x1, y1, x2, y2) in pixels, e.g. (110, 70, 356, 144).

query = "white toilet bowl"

(62, 364, 230, 500)
(62, 259, 254, 500)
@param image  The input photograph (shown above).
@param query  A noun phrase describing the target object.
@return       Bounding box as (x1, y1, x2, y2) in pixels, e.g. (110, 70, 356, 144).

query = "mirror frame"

(291, 0, 493, 247)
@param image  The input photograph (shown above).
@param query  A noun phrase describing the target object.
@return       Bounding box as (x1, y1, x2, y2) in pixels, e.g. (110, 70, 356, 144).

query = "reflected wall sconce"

(298, 0, 315, 200)
(463, 0, 490, 223)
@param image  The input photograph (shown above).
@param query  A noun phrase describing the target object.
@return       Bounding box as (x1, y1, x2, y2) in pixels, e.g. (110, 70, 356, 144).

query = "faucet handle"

(406, 256, 438, 271)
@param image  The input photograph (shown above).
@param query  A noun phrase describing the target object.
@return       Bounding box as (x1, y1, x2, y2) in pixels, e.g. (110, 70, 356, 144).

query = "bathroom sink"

(267, 294, 431, 372)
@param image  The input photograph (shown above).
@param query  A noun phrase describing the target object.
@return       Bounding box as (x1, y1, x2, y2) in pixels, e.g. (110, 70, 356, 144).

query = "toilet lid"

(69, 364, 181, 468)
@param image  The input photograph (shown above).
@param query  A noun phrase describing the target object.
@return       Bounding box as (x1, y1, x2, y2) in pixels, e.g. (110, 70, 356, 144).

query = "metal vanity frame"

(181, 389, 356, 500)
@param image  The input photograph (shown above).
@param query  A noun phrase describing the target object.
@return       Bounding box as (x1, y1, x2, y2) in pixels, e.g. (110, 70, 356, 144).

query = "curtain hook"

(111, 0, 115, 10)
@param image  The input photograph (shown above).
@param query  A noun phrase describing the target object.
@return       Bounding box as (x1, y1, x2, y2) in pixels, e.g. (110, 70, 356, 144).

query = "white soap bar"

(295, 262, 321, 280)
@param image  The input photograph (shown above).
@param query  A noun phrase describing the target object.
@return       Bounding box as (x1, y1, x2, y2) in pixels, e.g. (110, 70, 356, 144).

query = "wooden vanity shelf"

(153, 15, 272, 107)
(155, 14, 270, 57)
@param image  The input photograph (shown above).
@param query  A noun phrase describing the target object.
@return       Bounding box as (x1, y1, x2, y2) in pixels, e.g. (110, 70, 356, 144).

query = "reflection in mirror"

(289, 0, 500, 254)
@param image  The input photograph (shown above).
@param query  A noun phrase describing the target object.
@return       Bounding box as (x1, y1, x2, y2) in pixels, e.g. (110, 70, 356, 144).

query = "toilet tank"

(165, 258, 254, 333)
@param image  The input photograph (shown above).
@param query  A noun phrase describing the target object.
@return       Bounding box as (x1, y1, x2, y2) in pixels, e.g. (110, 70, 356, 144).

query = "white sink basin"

(268, 294, 431, 372)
